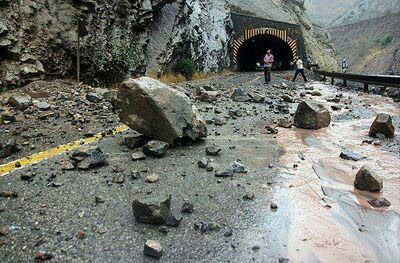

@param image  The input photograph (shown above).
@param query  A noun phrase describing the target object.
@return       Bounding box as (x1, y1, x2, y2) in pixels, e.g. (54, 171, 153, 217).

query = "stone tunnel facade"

(231, 13, 307, 71)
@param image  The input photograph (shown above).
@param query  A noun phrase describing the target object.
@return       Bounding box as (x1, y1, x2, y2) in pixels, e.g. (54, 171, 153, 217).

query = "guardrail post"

(364, 83, 369, 92)
(331, 77, 334, 85)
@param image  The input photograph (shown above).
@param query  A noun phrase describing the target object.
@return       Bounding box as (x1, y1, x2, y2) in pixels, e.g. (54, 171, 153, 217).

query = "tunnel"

(237, 34, 293, 71)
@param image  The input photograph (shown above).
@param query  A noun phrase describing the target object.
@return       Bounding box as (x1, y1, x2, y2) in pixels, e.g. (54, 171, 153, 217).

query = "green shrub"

(381, 36, 393, 47)
(175, 59, 195, 80)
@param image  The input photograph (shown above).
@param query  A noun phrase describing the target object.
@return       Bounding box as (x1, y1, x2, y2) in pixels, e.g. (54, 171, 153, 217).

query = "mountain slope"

(329, 13, 400, 74)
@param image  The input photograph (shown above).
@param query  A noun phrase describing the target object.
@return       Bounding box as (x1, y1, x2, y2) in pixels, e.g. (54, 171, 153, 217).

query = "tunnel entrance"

(237, 34, 293, 71)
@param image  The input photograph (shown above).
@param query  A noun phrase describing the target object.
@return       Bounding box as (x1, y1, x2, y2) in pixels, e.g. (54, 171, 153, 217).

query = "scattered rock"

(369, 113, 395, 138)
(215, 168, 234, 177)
(270, 203, 278, 211)
(231, 88, 250, 102)
(340, 150, 364, 161)
(86, 92, 103, 103)
(294, 101, 331, 129)
(112, 174, 125, 184)
(132, 195, 171, 224)
(0, 191, 18, 198)
(181, 202, 194, 213)
(145, 173, 159, 183)
(131, 151, 146, 161)
(354, 165, 383, 192)
(230, 161, 247, 173)
(8, 95, 32, 110)
(36, 102, 51, 110)
(70, 146, 107, 170)
(165, 214, 183, 227)
(248, 92, 265, 103)
(311, 91, 322, 96)
(0, 138, 18, 158)
(278, 118, 293, 128)
(34, 252, 54, 261)
(130, 170, 141, 180)
(368, 197, 391, 208)
(243, 192, 255, 200)
(331, 105, 341, 111)
(198, 157, 209, 169)
(281, 94, 294, 103)
(123, 132, 147, 149)
(206, 145, 221, 156)
(144, 240, 163, 258)
(118, 77, 207, 145)
(196, 87, 219, 102)
(143, 140, 168, 158)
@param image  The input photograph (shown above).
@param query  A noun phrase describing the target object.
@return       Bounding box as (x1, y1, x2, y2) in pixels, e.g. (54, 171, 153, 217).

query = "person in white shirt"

(292, 57, 308, 82)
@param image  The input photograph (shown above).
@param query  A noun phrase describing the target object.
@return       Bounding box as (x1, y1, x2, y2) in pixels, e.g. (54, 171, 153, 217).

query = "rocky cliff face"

(0, 0, 337, 90)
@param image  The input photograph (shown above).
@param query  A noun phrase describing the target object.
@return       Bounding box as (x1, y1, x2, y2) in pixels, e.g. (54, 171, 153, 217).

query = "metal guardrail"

(314, 70, 400, 90)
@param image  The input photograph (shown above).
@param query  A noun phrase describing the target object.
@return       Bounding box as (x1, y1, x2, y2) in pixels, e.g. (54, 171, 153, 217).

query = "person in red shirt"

(264, 50, 274, 84)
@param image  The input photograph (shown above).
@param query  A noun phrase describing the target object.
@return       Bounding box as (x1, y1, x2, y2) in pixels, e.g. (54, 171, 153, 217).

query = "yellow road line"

(0, 125, 129, 176)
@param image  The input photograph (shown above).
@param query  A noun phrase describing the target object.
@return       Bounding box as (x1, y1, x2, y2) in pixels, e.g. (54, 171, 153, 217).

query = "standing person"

(264, 50, 274, 84)
(292, 57, 307, 83)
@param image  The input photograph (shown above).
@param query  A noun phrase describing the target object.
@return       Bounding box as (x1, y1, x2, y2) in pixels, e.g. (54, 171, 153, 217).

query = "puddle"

(274, 81, 400, 262)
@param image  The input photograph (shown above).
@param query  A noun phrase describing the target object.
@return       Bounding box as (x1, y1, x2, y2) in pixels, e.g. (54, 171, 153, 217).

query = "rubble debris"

(294, 101, 331, 129)
(369, 113, 395, 138)
(132, 194, 171, 224)
(117, 77, 207, 145)
(354, 165, 383, 192)
(69, 146, 107, 170)
(143, 140, 169, 158)
(340, 150, 364, 161)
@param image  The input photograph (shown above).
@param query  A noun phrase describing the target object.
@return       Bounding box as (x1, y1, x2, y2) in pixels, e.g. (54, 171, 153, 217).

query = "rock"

(132, 195, 171, 224)
(331, 105, 341, 111)
(231, 88, 250, 102)
(143, 140, 168, 158)
(0, 138, 18, 158)
(8, 95, 32, 110)
(130, 170, 141, 180)
(281, 82, 288, 89)
(144, 240, 163, 258)
(70, 146, 107, 170)
(196, 87, 219, 102)
(369, 113, 395, 138)
(118, 77, 207, 145)
(112, 174, 125, 184)
(311, 91, 322, 96)
(354, 165, 383, 192)
(281, 94, 294, 103)
(145, 173, 159, 183)
(243, 192, 255, 200)
(213, 117, 227, 126)
(270, 202, 278, 210)
(86, 92, 103, 103)
(215, 168, 234, 177)
(181, 202, 194, 213)
(230, 161, 247, 173)
(131, 151, 146, 161)
(34, 253, 54, 261)
(368, 197, 391, 208)
(340, 150, 364, 161)
(278, 118, 293, 128)
(198, 157, 209, 169)
(36, 101, 51, 110)
(224, 228, 233, 237)
(248, 92, 265, 103)
(0, 191, 18, 198)
(165, 214, 183, 227)
(208, 222, 221, 231)
(1, 111, 16, 124)
(206, 145, 221, 156)
(294, 101, 331, 129)
(122, 132, 147, 149)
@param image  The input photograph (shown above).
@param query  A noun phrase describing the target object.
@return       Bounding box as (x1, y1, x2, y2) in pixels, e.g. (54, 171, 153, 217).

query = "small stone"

(215, 168, 234, 177)
(230, 161, 247, 173)
(159, 226, 169, 234)
(131, 151, 146, 161)
(243, 192, 255, 200)
(143, 140, 169, 158)
(144, 240, 163, 258)
(132, 195, 171, 224)
(0, 191, 18, 198)
(70, 146, 107, 170)
(165, 214, 183, 227)
(340, 150, 364, 161)
(206, 145, 222, 156)
(198, 157, 209, 168)
(36, 102, 51, 110)
(20, 172, 34, 181)
(181, 202, 194, 213)
(354, 165, 383, 192)
(368, 197, 391, 208)
(34, 253, 54, 261)
(224, 228, 233, 237)
(270, 203, 278, 211)
(95, 196, 105, 204)
(86, 92, 103, 103)
(145, 173, 159, 183)
(112, 174, 125, 184)
(130, 170, 141, 180)
(76, 230, 86, 239)
(208, 222, 221, 231)
(331, 105, 342, 111)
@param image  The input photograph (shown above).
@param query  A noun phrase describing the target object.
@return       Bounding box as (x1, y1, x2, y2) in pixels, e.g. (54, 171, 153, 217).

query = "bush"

(381, 36, 393, 47)
(175, 59, 195, 80)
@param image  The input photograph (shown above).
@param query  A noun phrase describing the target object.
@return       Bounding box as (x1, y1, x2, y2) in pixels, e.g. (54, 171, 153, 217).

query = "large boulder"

(354, 165, 383, 192)
(369, 113, 395, 138)
(118, 77, 207, 145)
(294, 101, 331, 129)
(132, 194, 171, 224)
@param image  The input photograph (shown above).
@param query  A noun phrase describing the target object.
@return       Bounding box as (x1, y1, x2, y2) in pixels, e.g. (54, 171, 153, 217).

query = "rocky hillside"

(0, 0, 336, 90)
(305, 0, 400, 26)
(329, 13, 400, 74)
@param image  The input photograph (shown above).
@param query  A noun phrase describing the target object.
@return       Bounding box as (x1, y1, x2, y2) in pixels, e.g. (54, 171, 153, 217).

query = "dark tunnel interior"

(237, 34, 293, 71)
